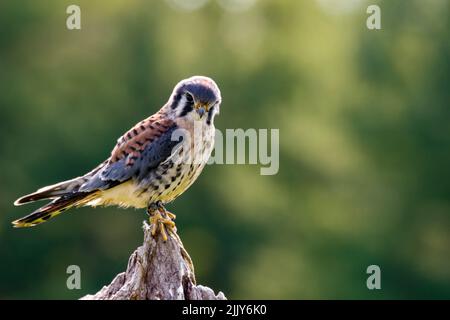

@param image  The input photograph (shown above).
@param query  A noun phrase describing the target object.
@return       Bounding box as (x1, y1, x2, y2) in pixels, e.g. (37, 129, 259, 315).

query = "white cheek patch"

(177, 96, 192, 117)
(178, 95, 187, 108)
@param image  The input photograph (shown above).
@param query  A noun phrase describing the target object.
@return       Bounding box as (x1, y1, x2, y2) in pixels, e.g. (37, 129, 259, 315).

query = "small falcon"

(13, 76, 222, 240)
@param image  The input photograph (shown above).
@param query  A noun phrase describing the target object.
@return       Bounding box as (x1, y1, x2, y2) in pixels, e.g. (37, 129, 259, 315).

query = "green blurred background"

(0, 0, 449, 299)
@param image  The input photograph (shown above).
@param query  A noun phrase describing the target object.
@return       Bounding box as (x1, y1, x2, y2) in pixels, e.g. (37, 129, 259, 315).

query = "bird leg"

(156, 200, 176, 220)
(147, 201, 196, 281)
(147, 201, 176, 242)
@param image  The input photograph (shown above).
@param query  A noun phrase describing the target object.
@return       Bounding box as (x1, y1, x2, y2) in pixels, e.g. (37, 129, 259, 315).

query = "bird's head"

(168, 76, 222, 125)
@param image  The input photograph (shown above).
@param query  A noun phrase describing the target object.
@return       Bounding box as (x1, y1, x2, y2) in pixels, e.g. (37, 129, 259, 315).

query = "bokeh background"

(0, 0, 449, 299)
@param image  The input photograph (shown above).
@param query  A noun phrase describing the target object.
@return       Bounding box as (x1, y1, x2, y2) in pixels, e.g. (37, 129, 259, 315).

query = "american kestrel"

(13, 76, 222, 240)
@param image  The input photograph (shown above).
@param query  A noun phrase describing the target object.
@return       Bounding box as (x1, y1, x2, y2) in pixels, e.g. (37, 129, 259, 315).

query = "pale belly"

(88, 180, 149, 209)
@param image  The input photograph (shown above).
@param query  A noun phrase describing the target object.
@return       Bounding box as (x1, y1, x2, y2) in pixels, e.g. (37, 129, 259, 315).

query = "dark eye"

(185, 92, 194, 103)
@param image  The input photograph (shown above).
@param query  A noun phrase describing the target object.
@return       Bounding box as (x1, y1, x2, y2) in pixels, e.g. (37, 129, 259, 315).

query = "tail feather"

(12, 192, 97, 228)
(14, 162, 107, 206)
(14, 177, 90, 206)
(13, 163, 107, 227)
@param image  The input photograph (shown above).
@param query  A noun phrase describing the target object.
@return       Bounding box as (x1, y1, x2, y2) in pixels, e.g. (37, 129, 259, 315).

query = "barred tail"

(14, 177, 90, 206)
(14, 162, 107, 207)
(12, 192, 97, 228)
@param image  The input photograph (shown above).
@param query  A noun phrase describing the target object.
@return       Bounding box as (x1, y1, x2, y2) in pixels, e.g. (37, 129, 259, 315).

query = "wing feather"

(79, 114, 181, 192)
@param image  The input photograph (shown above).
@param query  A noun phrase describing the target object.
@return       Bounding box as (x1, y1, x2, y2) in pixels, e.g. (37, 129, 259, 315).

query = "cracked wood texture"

(81, 222, 226, 300)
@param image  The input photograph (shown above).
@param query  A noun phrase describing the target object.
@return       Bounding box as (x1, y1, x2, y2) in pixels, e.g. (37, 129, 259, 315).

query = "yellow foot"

(160, 208, 176, 220)
(147, 204, 176, 242)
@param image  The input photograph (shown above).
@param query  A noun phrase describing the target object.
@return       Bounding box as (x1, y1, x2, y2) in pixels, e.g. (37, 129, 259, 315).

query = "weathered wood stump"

(81, 222, 226, 300)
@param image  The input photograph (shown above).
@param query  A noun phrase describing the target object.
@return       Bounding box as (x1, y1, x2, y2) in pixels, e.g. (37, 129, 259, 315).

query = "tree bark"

(81, 222, 226, 300)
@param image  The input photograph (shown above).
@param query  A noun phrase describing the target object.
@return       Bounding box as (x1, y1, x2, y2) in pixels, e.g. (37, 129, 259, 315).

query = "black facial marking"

(185, 92, 194, 103)
(179, 99, 194, 117)
(206, 106, 214, 125)
(171, 93, 182, 109)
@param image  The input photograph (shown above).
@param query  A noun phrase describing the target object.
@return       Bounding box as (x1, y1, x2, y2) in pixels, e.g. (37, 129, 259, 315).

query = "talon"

(159, 222, 168, 242)
(150, 221, 157, 236)
(147, 202, 176, 241)
(157, 205, 176, 221)
(166, 220, 176, 228)
(149, 214, 158, 236)
(166, 211, 176, 220)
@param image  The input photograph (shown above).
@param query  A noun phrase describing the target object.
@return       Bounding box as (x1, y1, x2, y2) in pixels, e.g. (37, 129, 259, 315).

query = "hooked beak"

(195, 102, 209, 118)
